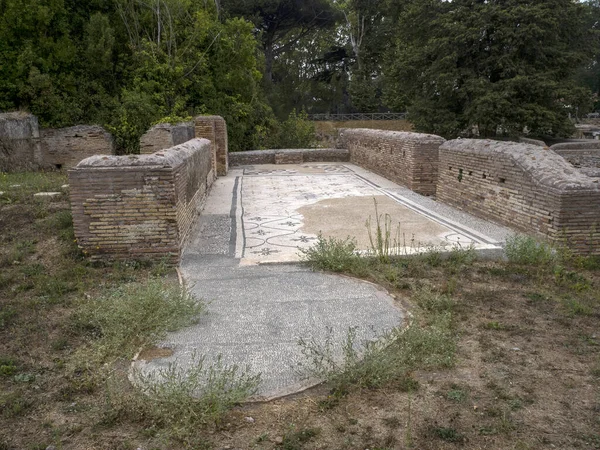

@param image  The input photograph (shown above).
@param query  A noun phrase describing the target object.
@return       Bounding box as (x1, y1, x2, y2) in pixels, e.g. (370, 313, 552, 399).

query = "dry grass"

(1, 171, 599, 450)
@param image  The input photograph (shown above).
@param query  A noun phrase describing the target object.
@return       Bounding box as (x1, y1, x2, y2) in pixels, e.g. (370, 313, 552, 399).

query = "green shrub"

(298, 309, 456, 395)
(72, 279, 204, 364)
(299, 234, 362, 273)
(273, 110, 315, 149)
(104, 354, 260, 440)
(504, 234, 556, 265)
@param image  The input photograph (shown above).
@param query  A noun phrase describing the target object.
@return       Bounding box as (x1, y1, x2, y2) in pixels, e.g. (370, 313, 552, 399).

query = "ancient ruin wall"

(194, 115, 228, 176)
(340, 129, 445, 196)
(40, 125, 115, 169)
(0, 112, 42, 171)
(550, 141, 600, 174)
(437, 140, 600, 254)
(229, 148, 350, 166)
(68, 139, 213, 262)
(139, 122, 195, 154)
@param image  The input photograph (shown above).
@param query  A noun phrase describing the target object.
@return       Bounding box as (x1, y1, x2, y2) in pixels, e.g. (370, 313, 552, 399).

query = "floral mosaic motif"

(251, 248, 280, 256)
(292, 235, 316, 243)
(279, 221, 300, 227)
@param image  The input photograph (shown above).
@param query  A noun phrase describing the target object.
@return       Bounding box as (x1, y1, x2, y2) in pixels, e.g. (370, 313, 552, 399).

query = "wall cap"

(73, 138, 210, 169)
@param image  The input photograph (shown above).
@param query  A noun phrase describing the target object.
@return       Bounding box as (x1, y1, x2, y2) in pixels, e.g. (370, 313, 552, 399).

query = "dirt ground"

(1, 172, 599, 450)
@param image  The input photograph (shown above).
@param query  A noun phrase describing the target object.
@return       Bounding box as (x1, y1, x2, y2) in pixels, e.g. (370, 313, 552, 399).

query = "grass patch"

(504, 234, 555, 265)
(103, 355, 260, 443)
(299, 234, 363, 273)
(431, 426, 465, 443)
(281, 427, 320, 450)
(72, 279, 205, 365)
(299, 305, 455, 396)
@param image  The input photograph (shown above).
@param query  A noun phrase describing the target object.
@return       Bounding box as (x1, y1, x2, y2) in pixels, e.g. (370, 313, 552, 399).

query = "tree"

(384, 0, 597, 138)
(220, 0, 339, 84)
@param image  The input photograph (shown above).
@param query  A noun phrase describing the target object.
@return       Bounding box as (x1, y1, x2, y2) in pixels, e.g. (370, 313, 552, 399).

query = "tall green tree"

(221, 0, 339, 84)
(384, 0, 597, 138)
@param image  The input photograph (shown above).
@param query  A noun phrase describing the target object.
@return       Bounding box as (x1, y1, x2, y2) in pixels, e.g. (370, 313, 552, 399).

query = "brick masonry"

(1, 112, 116, 171)
(229, 148, 350, 166)
(550, 141, 600, 176)
(340, 128, 445, 196)
(194, 116, 228, 176)
(139, 122, 195, 154)
(68, 139, 214, 263)
(40, 125, 115, 169)
(437, 139, 600, 254)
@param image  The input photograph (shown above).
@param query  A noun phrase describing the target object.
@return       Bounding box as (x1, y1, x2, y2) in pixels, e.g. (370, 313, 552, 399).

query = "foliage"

(504, 234, 556, 266)
(299, 234, 363, 273)
(72, 280, 204, 364)
(275, 109, 316, 148)
(0, 0, 274, 153)
(383, 0, 597, 138)
(105, 354, 260, 441)
(298, 305, 456, 396)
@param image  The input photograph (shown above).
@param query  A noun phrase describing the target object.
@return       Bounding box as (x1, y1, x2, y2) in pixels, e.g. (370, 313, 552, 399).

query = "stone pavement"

(131, 163, 512, 400)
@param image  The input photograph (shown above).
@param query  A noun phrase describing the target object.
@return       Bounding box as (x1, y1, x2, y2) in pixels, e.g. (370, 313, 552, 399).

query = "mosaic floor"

(235, 163, 501, 264)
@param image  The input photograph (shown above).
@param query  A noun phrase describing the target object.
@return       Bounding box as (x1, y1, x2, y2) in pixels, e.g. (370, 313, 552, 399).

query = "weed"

(71, 279, 204, 365)
(525, 292, 551, 302)
(299, 234, 362, 273)
(562, 297, 593, 316)
(0, 307, 17, 329)
(432, 426, 464, 443)
(483, 321, 506, 331)
(281, 427, 320, 450)
(504, 234, 555, 265)
(366, 199, 398, 263)
(413, 287, 455, 313)
(0, 363, 16, 377)
(0, 391, 32, 418)
(110, 355, 260, 441)
(298, 308, 455, 395)
(446, 385, 467, 402)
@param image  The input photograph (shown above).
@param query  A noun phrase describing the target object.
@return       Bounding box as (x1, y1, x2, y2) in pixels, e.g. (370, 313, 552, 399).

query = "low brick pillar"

(40, 125, 115, 169)
(68, 139, 214, 263)
(194, 115, 228, 176)
(0, 112, 42, 171)
(341, 129, 445, 196)
(140, 122, 195, 154)
(437, 139, 600, 255)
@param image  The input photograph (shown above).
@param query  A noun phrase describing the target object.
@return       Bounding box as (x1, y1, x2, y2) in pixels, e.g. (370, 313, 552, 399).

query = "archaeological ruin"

(2, 110, 599, 260)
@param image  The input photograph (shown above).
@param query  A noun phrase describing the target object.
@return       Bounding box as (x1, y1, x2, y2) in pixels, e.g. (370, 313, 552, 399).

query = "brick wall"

(40, 125, 114, 169)
(194, 115, 228, 176)
(550, 141, 600, 173)
(341, 129, 445, 196)
(139, 122, 195, 154)
(437, 139, 600, 254)
(68, 139, 213, 262)
(0, 112, 42, 171)
(229, 148, 350, 166)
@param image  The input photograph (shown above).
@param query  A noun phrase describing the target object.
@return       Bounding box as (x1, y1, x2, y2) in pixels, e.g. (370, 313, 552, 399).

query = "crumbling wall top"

(441, 139, 600, 192)
(75, 138, 210, 169)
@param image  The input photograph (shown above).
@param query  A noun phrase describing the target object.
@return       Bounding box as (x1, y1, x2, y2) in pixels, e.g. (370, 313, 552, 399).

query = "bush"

(298, 307, 456, 395)
(299, 234, 362, 273)
(504, 234, 556, 265)
(72, 279, 204, 364)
